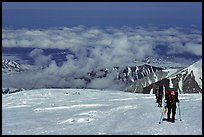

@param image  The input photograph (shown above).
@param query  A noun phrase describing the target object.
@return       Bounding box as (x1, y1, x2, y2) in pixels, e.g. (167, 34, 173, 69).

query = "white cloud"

(3, 26, 202, 58)
(2, 26, 202, 90)
(185, 43, 202, 56)
(29, 48, 52, 67)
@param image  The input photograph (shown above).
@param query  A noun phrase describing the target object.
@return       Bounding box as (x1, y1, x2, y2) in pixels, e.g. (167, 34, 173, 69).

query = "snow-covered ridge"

(2, 59, 24, 73)
(125, 69, 172, 93)
(85, 64, 163, 83)
(118, 64, 163, 82)
(125, 58, 202, 94)
(185, 59, 202, 89)
(2, 59, 39, 74)
(2, 58, 202, 93)
(1, 58, 165, 90)
(168, 58, 202, 93)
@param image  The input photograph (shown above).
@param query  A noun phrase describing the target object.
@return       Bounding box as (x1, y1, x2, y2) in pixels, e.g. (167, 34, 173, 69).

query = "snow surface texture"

(2, 89, 202, 135)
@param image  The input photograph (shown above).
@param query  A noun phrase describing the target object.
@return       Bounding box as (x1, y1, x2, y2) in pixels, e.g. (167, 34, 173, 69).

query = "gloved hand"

(177, 99, 180, 103)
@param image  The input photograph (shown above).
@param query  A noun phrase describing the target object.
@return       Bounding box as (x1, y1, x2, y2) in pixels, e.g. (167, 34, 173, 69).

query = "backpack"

(171, 90, 175, 95)
(169, 90, 176, 105)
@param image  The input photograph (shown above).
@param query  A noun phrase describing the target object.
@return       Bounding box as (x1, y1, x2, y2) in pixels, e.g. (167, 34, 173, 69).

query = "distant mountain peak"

(2, 59, 38, 74)
(2, 59, 23, 73)
(132, 58, 203, 94)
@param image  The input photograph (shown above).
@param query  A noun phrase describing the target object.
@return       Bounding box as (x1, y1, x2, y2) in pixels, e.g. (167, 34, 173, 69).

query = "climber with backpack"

(164, 87, 180, 123)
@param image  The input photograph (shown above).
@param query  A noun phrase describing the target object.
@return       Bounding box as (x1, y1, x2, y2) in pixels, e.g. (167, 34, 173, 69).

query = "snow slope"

(168, 58, 202, 93)
(2, 89, 202, 135)
(187, 59, 202, 89)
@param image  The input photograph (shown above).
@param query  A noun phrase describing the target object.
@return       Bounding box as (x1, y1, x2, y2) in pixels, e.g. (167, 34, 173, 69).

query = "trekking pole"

(159, 104, 165, 124)
(178, 102, 182, 121)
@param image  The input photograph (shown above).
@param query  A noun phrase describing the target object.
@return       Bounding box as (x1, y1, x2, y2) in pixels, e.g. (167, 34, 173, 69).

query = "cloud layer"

(3, 26, 202, 58)
(2, 26, 202, 90)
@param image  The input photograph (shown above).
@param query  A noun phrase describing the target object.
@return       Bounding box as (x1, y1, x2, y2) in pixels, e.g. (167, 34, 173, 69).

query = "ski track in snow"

(2, 89, 202, 135)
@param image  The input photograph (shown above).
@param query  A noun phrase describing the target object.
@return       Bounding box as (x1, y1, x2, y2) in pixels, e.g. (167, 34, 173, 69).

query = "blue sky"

(2, 2, 202, 29)
(2, 2, 202, 67)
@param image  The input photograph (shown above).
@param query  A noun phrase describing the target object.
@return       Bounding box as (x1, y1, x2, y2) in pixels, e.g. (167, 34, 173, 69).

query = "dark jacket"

(165, 88, 179, 107)
(158, 85, 163, 95)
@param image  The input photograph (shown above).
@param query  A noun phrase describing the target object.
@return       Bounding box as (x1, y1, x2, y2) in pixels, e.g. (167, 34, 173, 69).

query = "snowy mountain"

(83, 64, 163, 84)
(2, 59, 38, 74)
(124, 69, 177, 93)
(2, 58, 202, 93)
(2, 88, 202, 135)
(2, 59, 25, 73)
(1, 58, 174, 90)
(167, 58, 202, 93)
(126, 58, 202, 94)
(117, 64, 163, 83)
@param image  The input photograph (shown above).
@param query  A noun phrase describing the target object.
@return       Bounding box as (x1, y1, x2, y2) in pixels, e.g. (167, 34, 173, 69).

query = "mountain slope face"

(126, 59, 202, 94)
(168, 58, 202, 93)
(78, 64, 164, 87)
(124, 69, 174, 93)
(2, 59, 164, 90)
(2, 58, 202, 94)
(87, 64, 163, 82)
(2, 59, 39, 74)
(2, 59, 25, 73)
(117, 64, 163, 83)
